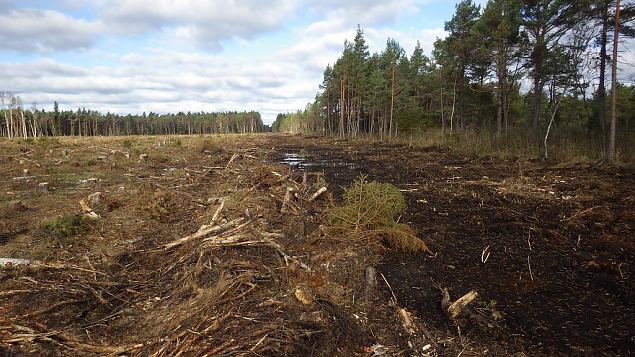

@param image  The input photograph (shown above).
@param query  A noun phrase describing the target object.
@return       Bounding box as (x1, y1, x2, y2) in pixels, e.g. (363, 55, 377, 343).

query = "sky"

(0, 0, 632, 125)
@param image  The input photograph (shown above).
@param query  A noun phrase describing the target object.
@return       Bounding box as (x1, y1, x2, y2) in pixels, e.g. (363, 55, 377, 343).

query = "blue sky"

(0, 0, 632, 124)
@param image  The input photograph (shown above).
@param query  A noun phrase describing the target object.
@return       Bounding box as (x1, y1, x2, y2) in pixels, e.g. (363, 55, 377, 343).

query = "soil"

(0, 133, 633, 356)
(272, 134, 635, 356)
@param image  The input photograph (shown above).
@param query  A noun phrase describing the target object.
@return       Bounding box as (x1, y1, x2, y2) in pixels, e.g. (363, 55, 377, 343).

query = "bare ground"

(0, 133, 633, 356)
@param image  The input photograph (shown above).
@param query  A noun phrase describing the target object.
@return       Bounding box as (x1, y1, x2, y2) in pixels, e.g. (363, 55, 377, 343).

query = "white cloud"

(0, 50, 315, 123)
(100, 0, 296, 50)
(0, 8, 100, 52)
(306, 0, 425, 26)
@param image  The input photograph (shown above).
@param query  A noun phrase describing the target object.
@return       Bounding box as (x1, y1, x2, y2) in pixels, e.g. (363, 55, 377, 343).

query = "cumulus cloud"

(0, 8, 99, 52)
(306, 0, 424, 26)
(0, 50, 316, 122)
(100, 0, 296, 50)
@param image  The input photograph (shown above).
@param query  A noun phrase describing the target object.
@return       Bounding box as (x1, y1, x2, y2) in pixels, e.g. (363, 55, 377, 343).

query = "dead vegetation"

(3, 134, 630, 356)
(0, 135, 448, 356)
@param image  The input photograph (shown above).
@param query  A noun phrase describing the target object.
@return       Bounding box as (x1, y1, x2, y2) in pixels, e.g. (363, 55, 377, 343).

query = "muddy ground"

(0, 133, 633, 356)
(274, 134, 635, 356)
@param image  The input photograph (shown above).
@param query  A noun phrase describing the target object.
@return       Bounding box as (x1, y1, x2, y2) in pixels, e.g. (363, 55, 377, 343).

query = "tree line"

(273, 0, 635, 161)
(0, 96, 265, 137)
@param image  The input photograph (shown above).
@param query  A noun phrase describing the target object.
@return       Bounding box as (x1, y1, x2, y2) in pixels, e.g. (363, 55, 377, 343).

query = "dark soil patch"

(272, 134, 635, 356)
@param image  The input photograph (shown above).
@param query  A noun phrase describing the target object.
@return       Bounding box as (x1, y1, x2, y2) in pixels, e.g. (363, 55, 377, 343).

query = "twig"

(527, 256, 534, 281)
(380, 272, 398, 305)
(481, 246, 490, 264)
(225, 153, 239, 169)
(211, 199, 225, 224)
(563, 205, 602, 222)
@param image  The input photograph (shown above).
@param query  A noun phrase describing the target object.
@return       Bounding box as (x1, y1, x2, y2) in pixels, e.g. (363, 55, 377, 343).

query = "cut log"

(38, 182, 49, 192)
(0, 258, 38, 268)
(87, 192, 104, 209)
(79, 199, 100, 219)
(447, 290, 478, 319)
(398, 308, 417, 335)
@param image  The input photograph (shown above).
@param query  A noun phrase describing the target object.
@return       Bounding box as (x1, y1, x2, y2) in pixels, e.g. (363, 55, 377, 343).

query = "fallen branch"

(308, 187, 327, 202)
(447, 290, 478, 319)
(563, 205, 602, 222)
(281, 187, 294, 213)
(225, 153, 239, 169)
(211, 199, 225, 224)
(163, 217, 246, 250)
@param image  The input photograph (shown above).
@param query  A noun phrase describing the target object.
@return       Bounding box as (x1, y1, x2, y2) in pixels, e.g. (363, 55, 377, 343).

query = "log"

(447, 290, 478, 319)
(0, 258, 38, 268)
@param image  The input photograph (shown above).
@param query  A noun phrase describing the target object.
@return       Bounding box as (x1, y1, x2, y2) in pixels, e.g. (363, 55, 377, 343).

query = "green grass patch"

(41, 213, 92, 240)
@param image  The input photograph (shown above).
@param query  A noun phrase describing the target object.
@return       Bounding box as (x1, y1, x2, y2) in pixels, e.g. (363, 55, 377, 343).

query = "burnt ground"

(0, 133, 633, 356)
(271, 134, 635, 356)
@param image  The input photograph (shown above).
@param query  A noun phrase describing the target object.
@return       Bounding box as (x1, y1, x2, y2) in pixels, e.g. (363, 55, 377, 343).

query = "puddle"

(280, 153, 313, 168)
(279, 152, 360, 170)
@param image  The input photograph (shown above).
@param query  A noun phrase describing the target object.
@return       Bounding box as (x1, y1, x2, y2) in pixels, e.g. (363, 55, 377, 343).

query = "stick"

(563, 205, 602, 222)
(380, 272, 398, 305)
(225, 153, 239, 169)
(308, 187, 327, 202)
(447, 290, 478, 319)
(527, 256, 534, 281)
(211, 199, 225, 224)
(281, 187, 294, 213)
(163, 217, 246, 249)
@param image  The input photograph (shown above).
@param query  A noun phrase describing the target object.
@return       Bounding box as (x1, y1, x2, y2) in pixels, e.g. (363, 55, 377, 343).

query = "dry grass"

(398, 127, 635, 165)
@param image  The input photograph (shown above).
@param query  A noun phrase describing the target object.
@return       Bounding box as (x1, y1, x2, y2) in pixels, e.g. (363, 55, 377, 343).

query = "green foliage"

(41, 214, 91, 240)
(329, 176, 428, 253)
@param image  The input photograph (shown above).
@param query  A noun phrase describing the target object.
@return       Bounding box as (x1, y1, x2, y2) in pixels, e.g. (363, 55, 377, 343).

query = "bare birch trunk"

(608, 0, 620, 163)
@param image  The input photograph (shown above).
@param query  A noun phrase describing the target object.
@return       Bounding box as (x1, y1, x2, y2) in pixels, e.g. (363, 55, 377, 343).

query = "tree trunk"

(596, 8, 608, 139)
(389, 63, 395, 141)
(608, 0, 620, 163)
(440, 71, 445, 134)
(532, 73, 542, 129)
(450, 77, 457, 134)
